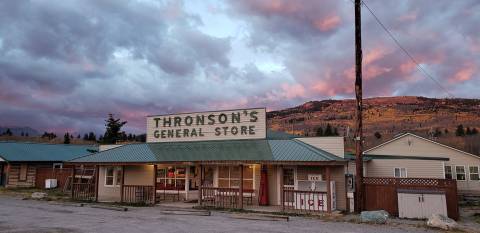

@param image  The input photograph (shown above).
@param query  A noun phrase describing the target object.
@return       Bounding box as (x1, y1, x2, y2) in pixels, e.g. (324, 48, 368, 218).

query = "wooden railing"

(200, 187, 255, 209)
(155, 183, 181, 202)
(282, 189, 328, 213)
(123, 185, 155, 204)
(72, 183, 95, 201)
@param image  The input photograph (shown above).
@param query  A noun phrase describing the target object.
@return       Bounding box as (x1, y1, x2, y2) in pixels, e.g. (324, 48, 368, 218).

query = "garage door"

(398, 190, 447, 219)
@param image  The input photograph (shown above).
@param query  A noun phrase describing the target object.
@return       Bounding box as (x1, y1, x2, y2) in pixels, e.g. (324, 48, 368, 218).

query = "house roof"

(70, 139, 343, 163)
(0, 142, 97, 162)
(344, 153, 448, 161)
(266, 129, 299, 139)
(364, 132, 480, 159)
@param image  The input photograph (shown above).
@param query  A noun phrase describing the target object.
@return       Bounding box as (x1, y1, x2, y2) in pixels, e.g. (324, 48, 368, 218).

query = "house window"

(394, 168, 407, 178)
(19, 164, 28, 181)
(469, 166, 479, 181)
(105, 166, 121, 187)
(156, 166, 188, 190)
(218, 165, 254, 190)
(444, 166, 453, 179)
(455, 166, 466, 181)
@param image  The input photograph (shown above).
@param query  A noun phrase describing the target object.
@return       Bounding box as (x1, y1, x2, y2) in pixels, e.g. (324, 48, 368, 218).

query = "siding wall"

(296, 137, 344, 158)
(366, 159, 444, 178)
(367, 134, 480, 192)
(97, 166, 120, 202)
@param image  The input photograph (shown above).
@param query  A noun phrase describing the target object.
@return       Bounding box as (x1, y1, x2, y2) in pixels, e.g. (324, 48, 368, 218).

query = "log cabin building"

(0, 142, 96, 188)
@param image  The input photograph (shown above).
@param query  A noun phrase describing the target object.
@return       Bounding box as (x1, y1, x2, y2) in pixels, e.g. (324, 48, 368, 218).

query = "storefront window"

(218, 165, 254, 190)
(157, 166, 194, 190)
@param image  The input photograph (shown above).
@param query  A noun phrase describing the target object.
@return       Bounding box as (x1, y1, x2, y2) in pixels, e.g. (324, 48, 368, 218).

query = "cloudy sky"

(0, 0, 478, 135)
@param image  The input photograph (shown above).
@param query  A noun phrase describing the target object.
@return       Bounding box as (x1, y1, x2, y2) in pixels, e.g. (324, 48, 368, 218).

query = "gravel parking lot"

(0, 196, 440, 233)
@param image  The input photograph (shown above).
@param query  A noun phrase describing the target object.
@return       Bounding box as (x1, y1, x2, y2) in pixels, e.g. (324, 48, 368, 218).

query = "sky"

(0, 0, 479, 135)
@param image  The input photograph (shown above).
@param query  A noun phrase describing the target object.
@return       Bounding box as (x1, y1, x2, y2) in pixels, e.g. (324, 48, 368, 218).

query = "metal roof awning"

(69, 139, 345, 164)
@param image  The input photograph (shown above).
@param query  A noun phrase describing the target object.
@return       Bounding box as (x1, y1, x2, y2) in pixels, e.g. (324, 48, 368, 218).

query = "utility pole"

(354, 0, 364, 213)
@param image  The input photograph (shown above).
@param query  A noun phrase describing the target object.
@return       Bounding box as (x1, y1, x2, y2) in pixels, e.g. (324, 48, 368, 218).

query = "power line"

(358, 0, 455, 98)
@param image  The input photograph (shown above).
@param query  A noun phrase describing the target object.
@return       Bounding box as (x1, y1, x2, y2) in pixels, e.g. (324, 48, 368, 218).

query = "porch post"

(153, 164, 157, 204)
(239, 164, 244, 209)
(71, 165, 76, 199)
(94, 165, 99, 202)
(279, 165, 284, 208)
(326, 166, 332, 213)
(198, 164, 203, 206)
(120, 165, 125, 203)
(185, 166, 190, 200)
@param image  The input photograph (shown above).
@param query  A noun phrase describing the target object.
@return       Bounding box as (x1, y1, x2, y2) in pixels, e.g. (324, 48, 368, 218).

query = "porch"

(71, 162, 345, 214)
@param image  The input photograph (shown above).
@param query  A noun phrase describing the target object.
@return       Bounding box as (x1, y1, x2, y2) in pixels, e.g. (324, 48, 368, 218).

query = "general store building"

(69, 108, 348, 212)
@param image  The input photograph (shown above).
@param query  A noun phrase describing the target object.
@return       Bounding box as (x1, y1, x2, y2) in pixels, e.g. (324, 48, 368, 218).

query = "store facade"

(69, 108, 348, 212)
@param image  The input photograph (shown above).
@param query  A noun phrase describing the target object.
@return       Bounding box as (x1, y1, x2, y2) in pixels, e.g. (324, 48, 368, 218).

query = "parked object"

(45, 179, 58, 189)
(398, 190, 447, 219)
(426, 214, 457, 230)
(360, 210, 389, 224)
(31, 192, 47, 199)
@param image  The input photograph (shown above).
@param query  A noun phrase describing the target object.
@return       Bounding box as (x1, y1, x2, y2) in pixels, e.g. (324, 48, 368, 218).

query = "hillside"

(267, 96, 480, 155)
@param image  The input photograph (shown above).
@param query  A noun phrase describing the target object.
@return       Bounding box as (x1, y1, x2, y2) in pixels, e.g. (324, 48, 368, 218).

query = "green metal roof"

(266, 130, 299, 139)
(70, 139, 343, 163)
(0, 142, 97, 162)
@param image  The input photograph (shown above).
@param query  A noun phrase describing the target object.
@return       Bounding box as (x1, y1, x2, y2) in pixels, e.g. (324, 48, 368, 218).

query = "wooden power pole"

(354, 0, 364, 213)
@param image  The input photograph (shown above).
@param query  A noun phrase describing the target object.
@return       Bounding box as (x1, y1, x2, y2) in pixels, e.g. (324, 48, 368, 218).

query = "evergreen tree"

(444, 129, 449, 134)
(316, 127, 324, 136)
(64, 133, 71, 144)
(102, 114, 127, 144)
(324, 124, 333, 136)
(5, 128, 12, 136)
(77, 134, 80, 139)
(21, 132, 24, 136)
(374, 132, 382, 139)
(456, 124, 465, 136)
(83, 134, 89, 140)
(334, 127, 339, 136)
(472, 128, 479, 135)
(466, 127, 472, 135)
(88, 132, 96, 141)
(25, 132, 29, 137)
(434, 128, 442, 137)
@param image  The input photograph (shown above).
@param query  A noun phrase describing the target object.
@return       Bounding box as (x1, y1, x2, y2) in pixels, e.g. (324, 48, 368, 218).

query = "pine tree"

(77, 134, 80, 139)
(334, 127, 339, 136)
(466, 127, 472, 135)
(83, 134, 89, 140)
(102, 114, 127, 144)
(472, 128, 479, 135)
(25, 132, 29, 137)
(5, 128, 12, 136)
(316, 127, 324, 136)
(21, 132, 24, 136)
(374, 132, 382, 139)
(456, 125, 465, 137)
(324, 124, 333, 136)
(64, 133, 71, 144)
(88, 132, 96, 141)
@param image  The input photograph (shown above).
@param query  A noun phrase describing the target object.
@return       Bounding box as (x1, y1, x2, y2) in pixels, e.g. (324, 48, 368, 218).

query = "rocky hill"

(267, 96, 480, 154)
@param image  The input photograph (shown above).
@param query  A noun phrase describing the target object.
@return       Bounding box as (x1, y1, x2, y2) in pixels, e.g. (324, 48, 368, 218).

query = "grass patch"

(0, 187, 69, 201)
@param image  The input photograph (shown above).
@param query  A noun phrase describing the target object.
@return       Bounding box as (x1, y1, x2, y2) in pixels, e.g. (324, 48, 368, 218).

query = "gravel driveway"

(0, 196, 440, 233)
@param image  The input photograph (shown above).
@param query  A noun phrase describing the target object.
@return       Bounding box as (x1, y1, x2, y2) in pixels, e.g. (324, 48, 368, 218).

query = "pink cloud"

(313, 15, 341, 32)
(281, 83, 306, 99)
(451, 62, 476, 83)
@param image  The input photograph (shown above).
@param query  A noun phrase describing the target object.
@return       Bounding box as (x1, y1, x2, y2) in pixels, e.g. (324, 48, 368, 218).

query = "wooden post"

(279, 165, 284, 209)
(354, 0, 364, 213)
(94, 165, 99, 202)
(239, 164, 244, 209)
(153, 164, 157, 204)
(71, 165, 76, 199)
(198, 164, 203, 206)
(120, 165, 125, 203)
(326, 166, 332, 213)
